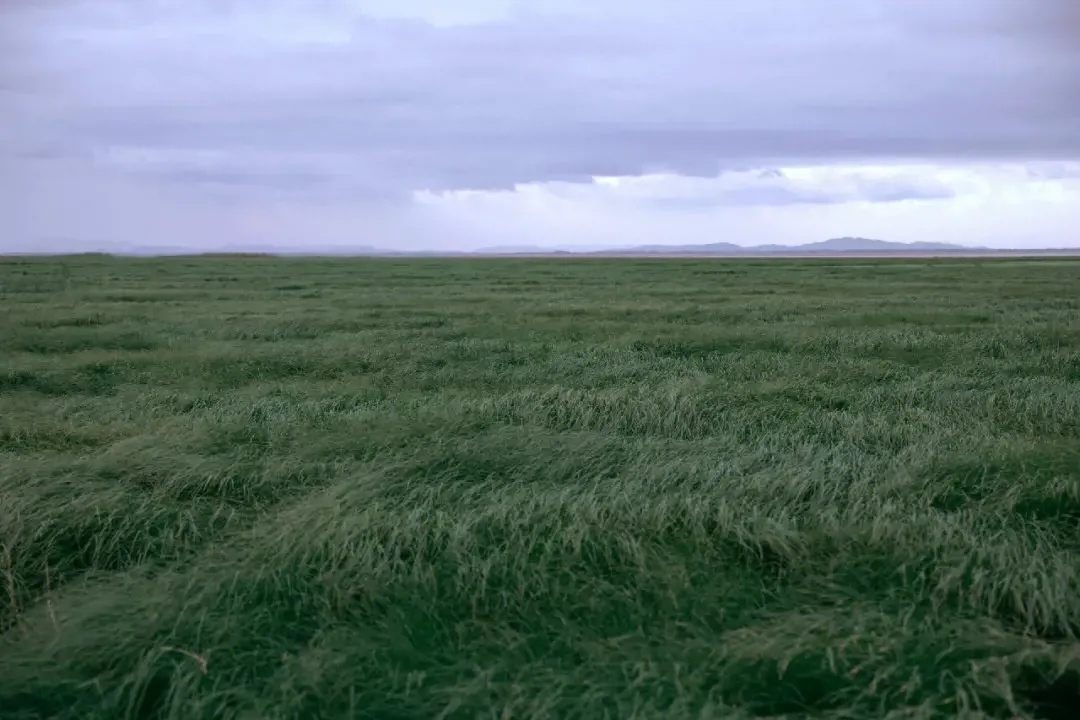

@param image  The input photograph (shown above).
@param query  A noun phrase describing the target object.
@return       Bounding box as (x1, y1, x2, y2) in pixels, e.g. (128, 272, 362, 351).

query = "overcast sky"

(2, 0, 1079, 252)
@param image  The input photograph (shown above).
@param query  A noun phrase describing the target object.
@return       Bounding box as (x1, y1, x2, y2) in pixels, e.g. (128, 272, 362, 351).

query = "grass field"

(1, 255, 1079, 719)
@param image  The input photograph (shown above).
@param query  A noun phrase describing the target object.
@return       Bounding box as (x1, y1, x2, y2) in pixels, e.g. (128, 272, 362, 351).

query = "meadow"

(1, 255, 1078, 719)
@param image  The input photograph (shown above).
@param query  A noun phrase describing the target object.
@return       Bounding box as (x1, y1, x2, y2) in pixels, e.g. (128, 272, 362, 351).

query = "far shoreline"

(4, 249, 1080, 260)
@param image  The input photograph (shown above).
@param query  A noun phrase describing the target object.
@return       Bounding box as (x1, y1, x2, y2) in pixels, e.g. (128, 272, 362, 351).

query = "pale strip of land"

(466, 250, 1080, 259)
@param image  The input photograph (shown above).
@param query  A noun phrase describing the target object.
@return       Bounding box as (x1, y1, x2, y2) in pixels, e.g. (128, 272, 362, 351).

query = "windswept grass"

(2, 255, 1079, 719)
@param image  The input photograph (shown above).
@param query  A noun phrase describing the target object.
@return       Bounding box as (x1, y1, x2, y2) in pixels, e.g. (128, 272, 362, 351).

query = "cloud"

(423, 166, 958, 215)
(413, 163, 1080, 251)
(6, 0, 1080, 192)
(587, 167, 958, 209)
(2, 0, 1079, 252)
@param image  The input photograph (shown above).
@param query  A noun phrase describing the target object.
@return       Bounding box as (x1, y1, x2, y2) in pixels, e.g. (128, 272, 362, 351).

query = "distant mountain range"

(473, 245, 572, 255)
(17, 237, 1080, 257)
(477, 238, 982, 255)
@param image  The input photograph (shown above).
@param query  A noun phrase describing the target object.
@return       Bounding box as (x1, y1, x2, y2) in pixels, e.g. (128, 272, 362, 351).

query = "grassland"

(1, 255, 1078, 719)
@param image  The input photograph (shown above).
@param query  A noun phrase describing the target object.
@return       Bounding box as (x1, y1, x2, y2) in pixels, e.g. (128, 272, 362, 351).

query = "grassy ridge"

(1, 256, 1079, 719)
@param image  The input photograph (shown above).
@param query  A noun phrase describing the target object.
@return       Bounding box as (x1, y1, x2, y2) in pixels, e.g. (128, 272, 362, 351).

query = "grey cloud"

(3, 0, 1080, 199)
(1026, 162, 1080, 180)
(92, 147, 339, 189)
(863, 184, 955, 204)
(716, 183, 954, 208)
(632, 170, 956, 210)
(147, 167, 330, 190)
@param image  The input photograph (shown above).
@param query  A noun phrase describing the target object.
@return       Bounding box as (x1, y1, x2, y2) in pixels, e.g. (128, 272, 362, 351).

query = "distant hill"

(788, 237, 973, 253)
(604, 237, 979, 255)
(30, 237, 1077, 257)
(116, 244, 399, 256)
(594, 242, 746, 255)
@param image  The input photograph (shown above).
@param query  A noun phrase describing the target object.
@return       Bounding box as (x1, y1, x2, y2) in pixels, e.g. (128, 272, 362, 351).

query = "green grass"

(1, 255, 1079, 719)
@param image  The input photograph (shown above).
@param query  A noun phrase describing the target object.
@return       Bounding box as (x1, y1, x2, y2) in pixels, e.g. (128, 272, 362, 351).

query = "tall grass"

(1, 256, 1078, 719)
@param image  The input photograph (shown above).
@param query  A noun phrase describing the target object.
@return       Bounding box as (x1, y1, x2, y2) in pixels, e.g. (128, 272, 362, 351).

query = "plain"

(1, 256, 1079, 719)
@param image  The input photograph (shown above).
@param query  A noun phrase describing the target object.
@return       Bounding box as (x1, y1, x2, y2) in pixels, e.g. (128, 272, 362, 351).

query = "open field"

(2, 255, 1079, 719)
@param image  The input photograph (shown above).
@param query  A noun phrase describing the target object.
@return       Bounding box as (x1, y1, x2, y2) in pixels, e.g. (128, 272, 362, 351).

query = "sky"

(2, 0, 1079, 253)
